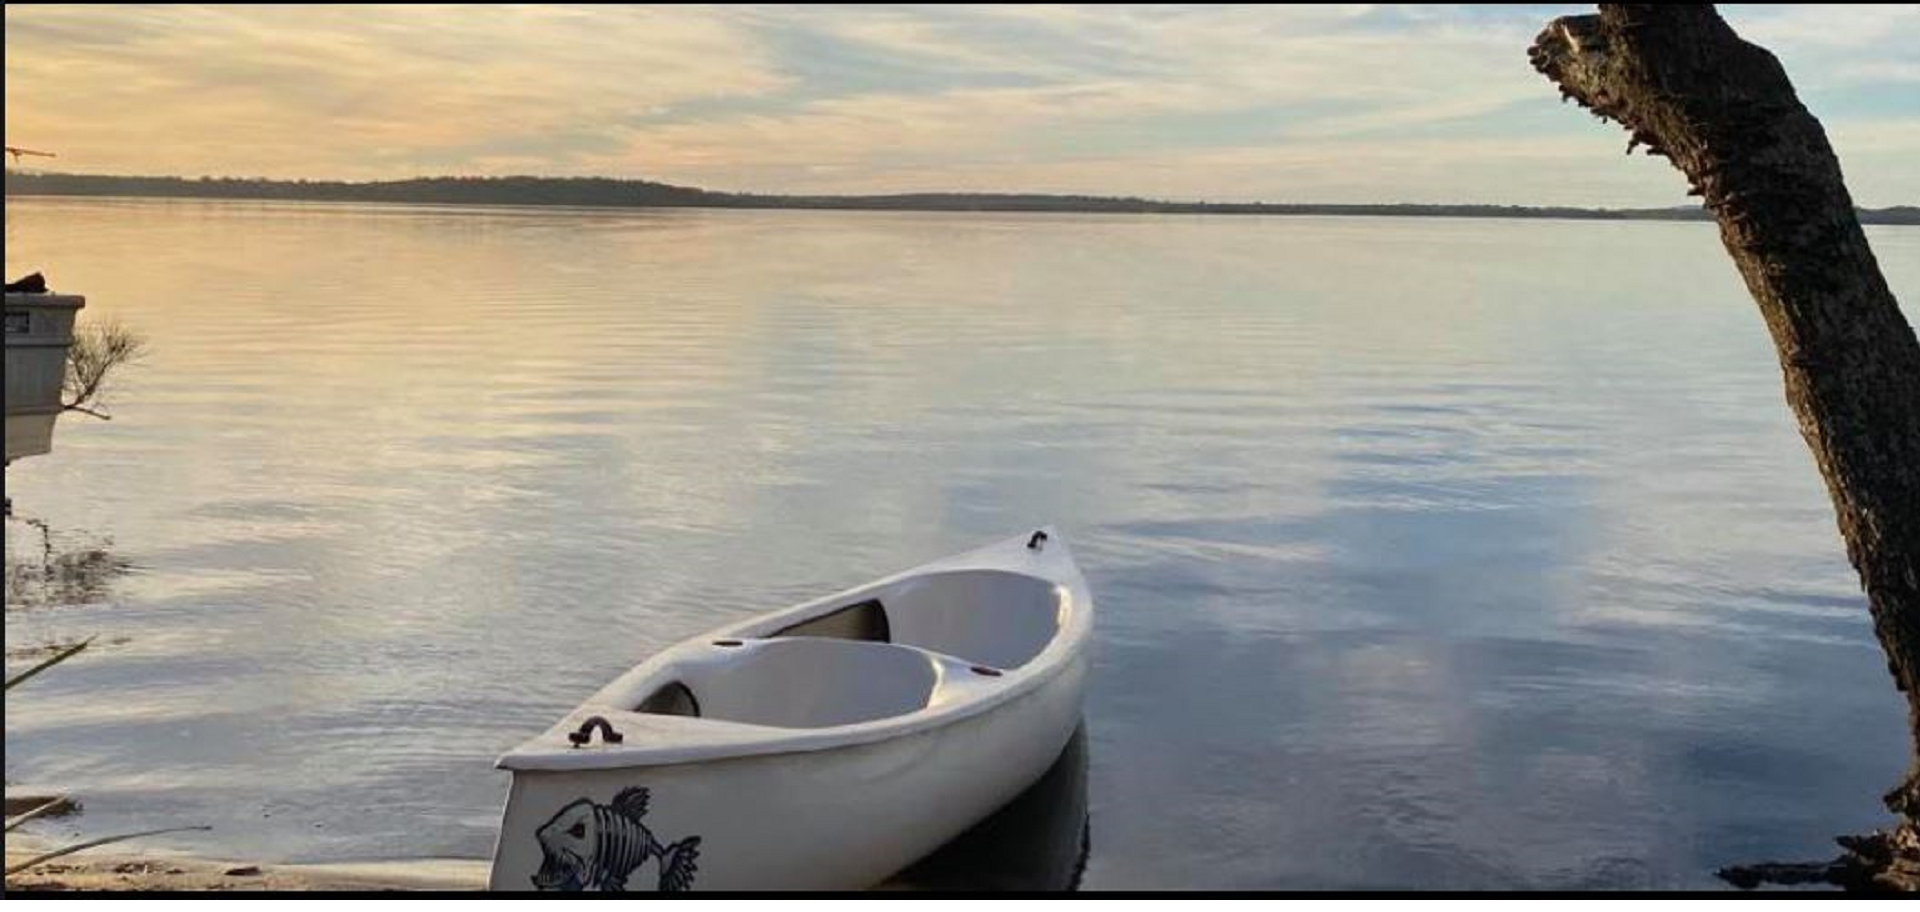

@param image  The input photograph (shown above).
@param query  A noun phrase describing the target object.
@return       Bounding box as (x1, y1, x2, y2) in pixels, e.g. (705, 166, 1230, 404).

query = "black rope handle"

(568, 715, 625, 747)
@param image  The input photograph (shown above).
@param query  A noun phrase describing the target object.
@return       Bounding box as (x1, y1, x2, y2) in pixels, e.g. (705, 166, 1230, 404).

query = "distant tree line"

(5, 171, 1916, 224)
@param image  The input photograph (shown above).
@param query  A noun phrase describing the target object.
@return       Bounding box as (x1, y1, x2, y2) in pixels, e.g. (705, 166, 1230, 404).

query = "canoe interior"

(632, 568, 1065, 730)
(772, 598, 889, 641)
(876, 569, 1063, 670)
(682, 639, 942, 728)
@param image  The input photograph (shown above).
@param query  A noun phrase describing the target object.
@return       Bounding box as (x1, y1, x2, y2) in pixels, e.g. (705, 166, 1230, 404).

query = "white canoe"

(487, 528, 1093, 892)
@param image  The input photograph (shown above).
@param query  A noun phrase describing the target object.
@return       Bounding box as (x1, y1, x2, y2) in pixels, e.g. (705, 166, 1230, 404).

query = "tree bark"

(1528, 1, 1920, 881)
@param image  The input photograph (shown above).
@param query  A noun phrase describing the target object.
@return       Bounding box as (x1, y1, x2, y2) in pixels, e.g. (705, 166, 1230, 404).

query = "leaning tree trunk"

(1529, 3, 1920, 889)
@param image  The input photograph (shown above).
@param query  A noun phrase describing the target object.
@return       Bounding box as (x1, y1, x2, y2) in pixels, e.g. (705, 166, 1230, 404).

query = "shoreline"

(9, 177, 1917, 225)
(4, 835, 487, 892)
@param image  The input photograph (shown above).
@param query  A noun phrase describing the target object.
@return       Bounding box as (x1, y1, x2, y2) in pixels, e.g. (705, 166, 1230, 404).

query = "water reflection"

(4, 514, 133, 612)
(884, 723, 1090, 891)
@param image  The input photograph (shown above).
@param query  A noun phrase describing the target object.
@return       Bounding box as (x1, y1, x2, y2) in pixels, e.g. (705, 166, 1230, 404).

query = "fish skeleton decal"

(531, 787, 702, 892)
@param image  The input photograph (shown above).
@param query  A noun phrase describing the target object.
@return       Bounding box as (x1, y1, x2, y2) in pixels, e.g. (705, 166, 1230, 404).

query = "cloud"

(1732, 3, 1920, 56)
(6, 4, 788, 178)
(5, 4, 1916, 204)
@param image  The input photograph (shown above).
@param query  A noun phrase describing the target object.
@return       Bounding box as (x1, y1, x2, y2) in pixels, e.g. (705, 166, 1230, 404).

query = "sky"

(5, 4, 1918, 206)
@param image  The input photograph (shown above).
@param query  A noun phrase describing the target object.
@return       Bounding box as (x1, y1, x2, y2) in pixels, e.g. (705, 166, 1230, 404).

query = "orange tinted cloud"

(6, 4, 1916, 205)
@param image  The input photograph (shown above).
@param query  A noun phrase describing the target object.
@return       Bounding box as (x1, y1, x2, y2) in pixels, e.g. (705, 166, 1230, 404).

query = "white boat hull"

(488, 529, 1093, 892)
(489, 655, 1084, 891)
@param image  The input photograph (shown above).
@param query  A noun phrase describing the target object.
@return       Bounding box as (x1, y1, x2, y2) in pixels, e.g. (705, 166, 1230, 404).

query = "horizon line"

(7, 170, 1917, 220)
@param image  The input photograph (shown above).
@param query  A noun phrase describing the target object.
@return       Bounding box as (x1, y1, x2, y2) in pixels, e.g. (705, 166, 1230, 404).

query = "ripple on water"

(3, 202, 1910, 887)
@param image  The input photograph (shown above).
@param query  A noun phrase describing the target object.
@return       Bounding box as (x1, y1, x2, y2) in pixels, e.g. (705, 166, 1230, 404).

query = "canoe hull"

(488, 652, 1086, 891)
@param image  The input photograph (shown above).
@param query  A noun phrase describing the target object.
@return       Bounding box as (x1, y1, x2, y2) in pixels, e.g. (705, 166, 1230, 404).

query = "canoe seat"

(667, 638, 939, 729)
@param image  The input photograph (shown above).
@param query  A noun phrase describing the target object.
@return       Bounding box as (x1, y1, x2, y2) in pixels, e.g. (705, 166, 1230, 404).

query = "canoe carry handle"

(1027, 530, 1048, 551)
(568, 715, 625, 748)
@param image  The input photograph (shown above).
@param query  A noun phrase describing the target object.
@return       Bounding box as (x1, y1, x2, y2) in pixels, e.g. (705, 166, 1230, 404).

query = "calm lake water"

(5, 196, 1916, 889)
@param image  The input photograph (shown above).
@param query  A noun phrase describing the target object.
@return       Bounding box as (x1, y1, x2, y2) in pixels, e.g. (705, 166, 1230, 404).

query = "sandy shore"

(5, 836, 487, 892)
